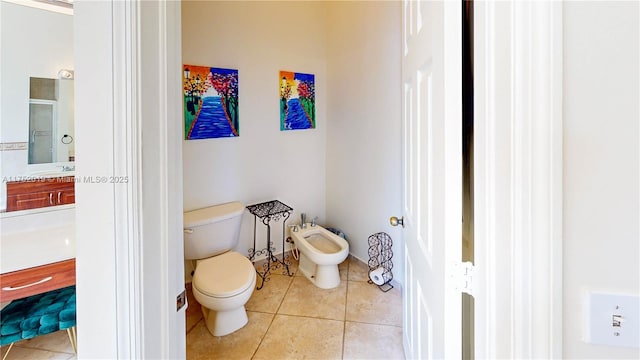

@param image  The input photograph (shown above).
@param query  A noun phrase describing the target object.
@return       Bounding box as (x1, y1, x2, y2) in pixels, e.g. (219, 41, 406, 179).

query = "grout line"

(10, 331, 76, 355)
(12, 345, 74, 355)
(341, 320, 347, 360)
(249, 312, 276, 360)
(344, 257, 350, 320)
(342, 258, 350, 359)
(186, 317, 203, 335)
(251, 258, 296, 359)
(17, 348, 74, 355)
(247, 309, 278, 315)
(266, 313, 345, 323)
(345, 319, 404, 328)
(273, 270, 295, 316)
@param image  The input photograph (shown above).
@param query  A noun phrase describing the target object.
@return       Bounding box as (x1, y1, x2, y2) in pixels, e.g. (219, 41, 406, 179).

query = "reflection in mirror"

(29, 101, 55, 164)
(28, 76, 74, 164)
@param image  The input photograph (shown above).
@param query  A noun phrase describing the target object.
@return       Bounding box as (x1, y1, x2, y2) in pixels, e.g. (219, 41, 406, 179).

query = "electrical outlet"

(586, 292, 640, 348)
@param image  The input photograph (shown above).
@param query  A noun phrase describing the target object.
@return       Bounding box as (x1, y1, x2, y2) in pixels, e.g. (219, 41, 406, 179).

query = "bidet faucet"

(288, 224, 299, 233)
(311, 217, 318, 227)
(301, 213, 307, 228)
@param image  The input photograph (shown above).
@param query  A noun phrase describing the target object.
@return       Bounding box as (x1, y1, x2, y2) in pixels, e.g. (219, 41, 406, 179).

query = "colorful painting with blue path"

(183, 65, 239, 140)
(280, 71, 315, 131)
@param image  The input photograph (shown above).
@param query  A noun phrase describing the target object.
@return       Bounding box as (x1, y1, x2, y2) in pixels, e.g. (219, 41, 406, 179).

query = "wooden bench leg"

(66, 327, 77, 353)
(1, 342, 14, 360)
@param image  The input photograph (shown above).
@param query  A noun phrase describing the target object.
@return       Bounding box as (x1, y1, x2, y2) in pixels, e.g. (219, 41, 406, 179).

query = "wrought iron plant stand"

(246, 200, 294, 290)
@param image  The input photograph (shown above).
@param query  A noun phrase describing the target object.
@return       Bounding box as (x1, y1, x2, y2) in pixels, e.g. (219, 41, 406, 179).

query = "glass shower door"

(28, 100, 56, 164)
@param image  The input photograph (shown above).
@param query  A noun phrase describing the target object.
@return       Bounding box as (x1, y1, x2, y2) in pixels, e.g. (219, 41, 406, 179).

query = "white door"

(400, 1, 462, 358)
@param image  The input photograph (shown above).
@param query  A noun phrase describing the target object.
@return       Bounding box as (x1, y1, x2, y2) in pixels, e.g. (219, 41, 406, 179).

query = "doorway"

(462, 0, 474, 359)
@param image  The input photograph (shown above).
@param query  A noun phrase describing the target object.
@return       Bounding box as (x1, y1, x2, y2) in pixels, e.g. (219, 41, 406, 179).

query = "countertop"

(0, 223, 75, 273)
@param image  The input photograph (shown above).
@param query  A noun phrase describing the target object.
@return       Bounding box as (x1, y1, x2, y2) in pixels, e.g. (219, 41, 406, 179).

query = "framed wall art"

(183, 65, 239, 140)
(280, 71, 315, 131)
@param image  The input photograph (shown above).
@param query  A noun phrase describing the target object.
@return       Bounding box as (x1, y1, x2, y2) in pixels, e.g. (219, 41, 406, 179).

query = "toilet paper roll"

(369, 267, 385, 286)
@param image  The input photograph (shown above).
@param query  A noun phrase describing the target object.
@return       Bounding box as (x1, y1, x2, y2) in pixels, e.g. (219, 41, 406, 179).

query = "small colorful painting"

(183, 65, 239, 140)
(280, 71, 315, 131)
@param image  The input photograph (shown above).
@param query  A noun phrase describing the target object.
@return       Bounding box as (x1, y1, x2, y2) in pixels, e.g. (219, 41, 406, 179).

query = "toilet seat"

(194, 251, 255, 298)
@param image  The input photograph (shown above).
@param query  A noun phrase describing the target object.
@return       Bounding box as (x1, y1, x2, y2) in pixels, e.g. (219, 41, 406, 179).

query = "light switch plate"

(586, 292, 640, 348)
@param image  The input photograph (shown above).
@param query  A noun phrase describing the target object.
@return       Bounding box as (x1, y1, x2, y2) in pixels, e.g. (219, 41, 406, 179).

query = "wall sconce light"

(58, 69, 74, 79)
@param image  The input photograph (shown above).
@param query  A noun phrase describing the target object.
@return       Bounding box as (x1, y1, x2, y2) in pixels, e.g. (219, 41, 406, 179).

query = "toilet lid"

(193, 251, 255, 298)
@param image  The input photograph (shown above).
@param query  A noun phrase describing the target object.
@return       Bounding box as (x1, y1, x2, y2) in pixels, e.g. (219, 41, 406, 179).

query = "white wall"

(181, 1, 328, 261)
(56, 79, 74, 162)
(563, 1, 640, 358)
(325, 1, 403, 283)
(181, 1, 404, 285)
(0, 1, 73, 209)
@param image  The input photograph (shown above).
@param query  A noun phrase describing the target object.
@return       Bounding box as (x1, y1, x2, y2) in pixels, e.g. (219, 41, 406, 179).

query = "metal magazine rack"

(246, 200, 294, 290)
(367, 232, 394, 292)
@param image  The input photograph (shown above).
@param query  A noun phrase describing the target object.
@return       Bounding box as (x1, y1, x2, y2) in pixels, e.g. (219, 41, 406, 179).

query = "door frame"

(473, 1, 563, 358)
(74, 1, 184, 358)
(75, 0, 562, 358)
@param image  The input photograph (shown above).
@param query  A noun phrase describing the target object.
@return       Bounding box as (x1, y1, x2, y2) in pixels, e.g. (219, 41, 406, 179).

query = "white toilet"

(183, 201, 256, 337)
(290, 224, 349, 289)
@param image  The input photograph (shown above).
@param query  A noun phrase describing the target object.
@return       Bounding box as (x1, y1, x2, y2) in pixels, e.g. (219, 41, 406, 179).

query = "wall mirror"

(0, 0, 74, 214)
(28, 75, 75, 164)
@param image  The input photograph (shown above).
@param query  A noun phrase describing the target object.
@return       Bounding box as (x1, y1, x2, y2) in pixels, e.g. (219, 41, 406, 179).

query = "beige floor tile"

(186, 311, 273, 360)
(3, 256, 408, 360)
(282, 253, 299, 275)
(8, 330, 75, 355)
(339, 258, 349, 281)
(185, 283, 203, 334)
(278, 276, 347, 321)
(0, 344, 74, 360)
(282, 252, 306, 277)
(346, 281, 402, 326)
(254, 253, 298, 277)
(347, 257, 370, 282)
(343, 322, 404, 360)
(246, 274, 294, 313)
(253, 314, 343, 360)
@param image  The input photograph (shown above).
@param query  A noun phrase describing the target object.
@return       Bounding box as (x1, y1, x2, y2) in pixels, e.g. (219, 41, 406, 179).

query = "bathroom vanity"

(5, 176, 75, 212)
(0, 208, 76, 302)
(0, 259, 75, 302)
(0, 0, 76, 304)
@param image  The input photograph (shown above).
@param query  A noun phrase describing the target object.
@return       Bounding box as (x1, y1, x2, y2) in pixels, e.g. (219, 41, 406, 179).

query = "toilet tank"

(183, 201, 245, 260)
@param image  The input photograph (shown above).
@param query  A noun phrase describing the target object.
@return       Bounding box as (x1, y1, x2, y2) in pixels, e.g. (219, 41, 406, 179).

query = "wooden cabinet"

(6, 176, 75, 211)
(0, 259, 75, 302)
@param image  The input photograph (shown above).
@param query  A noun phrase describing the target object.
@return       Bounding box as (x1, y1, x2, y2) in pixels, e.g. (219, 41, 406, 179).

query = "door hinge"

(176, 289, 187, 312)
(454, 261, 474, 296)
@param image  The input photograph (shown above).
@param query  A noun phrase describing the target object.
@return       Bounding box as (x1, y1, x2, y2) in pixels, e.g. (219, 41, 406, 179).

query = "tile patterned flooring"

(187, 255, 404, 360)
(0, 256, 404, 360)
(0, 330, 76, 360)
